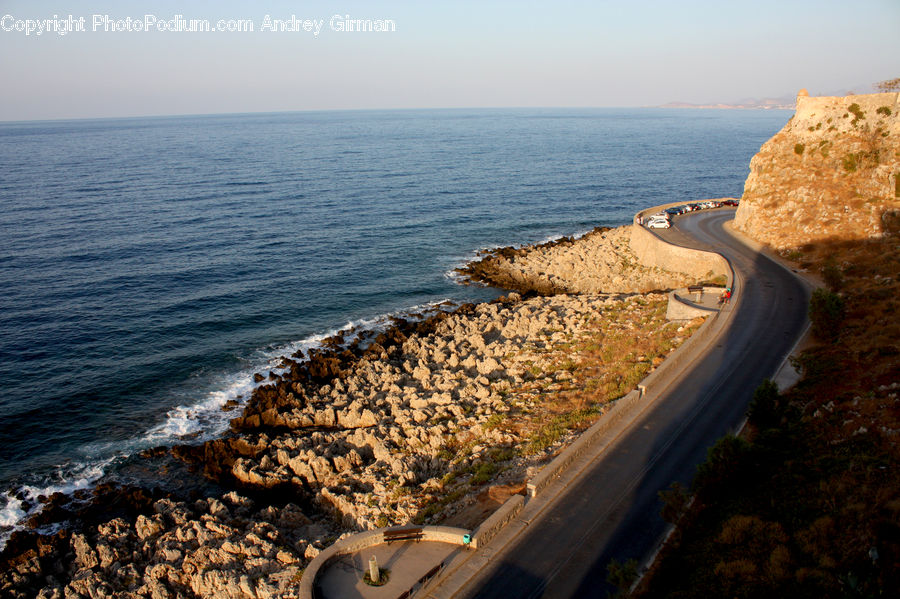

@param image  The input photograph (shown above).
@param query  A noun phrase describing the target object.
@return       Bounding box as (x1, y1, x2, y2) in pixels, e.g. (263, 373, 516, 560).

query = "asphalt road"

(455, 208, 811, 598)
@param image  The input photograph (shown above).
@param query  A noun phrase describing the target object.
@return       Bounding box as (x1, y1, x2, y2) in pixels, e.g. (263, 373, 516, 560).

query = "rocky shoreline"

(1, 224, 704, 599)
(456, 224, 696, 294)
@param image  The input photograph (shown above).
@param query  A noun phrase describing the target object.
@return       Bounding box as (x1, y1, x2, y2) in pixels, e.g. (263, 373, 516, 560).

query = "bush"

(842, 153, 858, 172)
(659, 481, 690, 523)
(808, 288, 845, 341)
(693, 435, 751, 498)
(822, 261, 844, 291)
(606, 558, 639, 597)
(746, 379, 780, 430)
(876, 106, 892, 116)
(794, 143, 805, 155)
(848, 102, 865, 126)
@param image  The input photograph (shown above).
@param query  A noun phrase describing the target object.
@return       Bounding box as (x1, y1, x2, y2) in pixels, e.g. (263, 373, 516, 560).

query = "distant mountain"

(659, 96, 795, 110)
(660, 84, 875, 110)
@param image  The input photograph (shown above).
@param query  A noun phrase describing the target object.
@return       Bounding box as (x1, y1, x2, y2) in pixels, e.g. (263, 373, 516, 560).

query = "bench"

(382, 527, 424, 543)
(687, 285, 704, 301)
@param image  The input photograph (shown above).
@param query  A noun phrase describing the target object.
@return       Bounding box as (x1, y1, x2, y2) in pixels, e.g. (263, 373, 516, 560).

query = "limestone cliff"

(734, 90, 900, 248)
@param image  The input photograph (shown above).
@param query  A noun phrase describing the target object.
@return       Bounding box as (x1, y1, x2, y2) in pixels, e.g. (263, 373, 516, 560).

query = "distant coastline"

(658, 100, 795, 110)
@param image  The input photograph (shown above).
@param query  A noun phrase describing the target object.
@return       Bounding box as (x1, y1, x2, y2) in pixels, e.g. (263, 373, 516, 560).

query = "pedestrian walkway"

(666, 285, 729, 320)
(297, 526, 472, 599)
(316, 540, 464, 599)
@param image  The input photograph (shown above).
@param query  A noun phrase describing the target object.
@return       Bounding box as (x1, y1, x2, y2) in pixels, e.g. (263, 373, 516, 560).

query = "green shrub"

(693, 435, 751, 497)
(848, 102, 865, 126)
(606, 558, 639, 597)
(788, 349, 835, 382)
(895, 172, 900, 198)
(746, 379, 780, 430)
(822, 261, 844, 291)
(794, 143, 805, 155)
(808, 288, 845, 341)
(659, 481, 690, 523)
(842, 153, 858, 172)
(876, 106, 892, 116)
(469, 461, 498, 484)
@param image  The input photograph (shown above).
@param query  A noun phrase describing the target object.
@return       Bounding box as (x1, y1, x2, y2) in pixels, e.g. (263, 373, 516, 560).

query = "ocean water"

(0, 107, 790, 542)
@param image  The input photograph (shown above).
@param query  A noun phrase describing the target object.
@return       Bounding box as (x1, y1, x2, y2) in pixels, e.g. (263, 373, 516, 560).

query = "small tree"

(874, 77, 900, 92)
(822, 261, 844, 291)
(808, 288, 846, 341)
(693, 435, 751, 498)
(746, 379, 781, 430)
(606, 558, 639, 597)
(659, 481, 690, 523)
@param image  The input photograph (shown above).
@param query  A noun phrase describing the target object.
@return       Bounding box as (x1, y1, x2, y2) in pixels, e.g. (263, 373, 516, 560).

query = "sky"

(1, 0, 898, 121)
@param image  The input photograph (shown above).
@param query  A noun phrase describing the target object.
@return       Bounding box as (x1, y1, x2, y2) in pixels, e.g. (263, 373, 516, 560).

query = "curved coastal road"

(449, 209, 810, 598)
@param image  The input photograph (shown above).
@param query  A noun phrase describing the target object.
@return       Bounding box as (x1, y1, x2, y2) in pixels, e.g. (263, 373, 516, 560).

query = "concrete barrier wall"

(527, 389, 642, 498)
(631, 203, 732, 284)
(302, 203, 741, 599)
(527, 205, 740, 501)
(299, 525, 472, 599)
(471, 494, 525, 550)
(666, 287, 722, 321)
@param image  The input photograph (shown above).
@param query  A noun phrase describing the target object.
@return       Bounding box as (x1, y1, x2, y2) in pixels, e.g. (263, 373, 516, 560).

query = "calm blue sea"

(0, 107, 790, 541)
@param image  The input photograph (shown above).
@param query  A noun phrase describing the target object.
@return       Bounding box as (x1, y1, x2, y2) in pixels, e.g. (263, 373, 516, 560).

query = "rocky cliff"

(734, 90, 900, 248)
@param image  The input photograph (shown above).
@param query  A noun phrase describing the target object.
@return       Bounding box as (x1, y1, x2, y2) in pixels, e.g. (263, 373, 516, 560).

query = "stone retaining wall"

(666, 287, 723, 321)
(470, 495, 525, 550)
(526, 389, 641, 498)
(631, 203, 732, 284)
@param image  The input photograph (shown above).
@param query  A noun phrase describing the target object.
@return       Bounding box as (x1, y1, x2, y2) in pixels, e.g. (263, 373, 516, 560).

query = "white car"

(647, 219, 670, 229)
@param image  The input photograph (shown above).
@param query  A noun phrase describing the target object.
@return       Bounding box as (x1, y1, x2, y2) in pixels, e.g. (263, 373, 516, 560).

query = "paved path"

(316, 541, 464, 598)
(433, 209, 810, 598)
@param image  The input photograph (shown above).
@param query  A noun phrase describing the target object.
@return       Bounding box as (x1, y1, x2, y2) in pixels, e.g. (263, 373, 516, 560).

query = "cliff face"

(735, 91, 900, 248)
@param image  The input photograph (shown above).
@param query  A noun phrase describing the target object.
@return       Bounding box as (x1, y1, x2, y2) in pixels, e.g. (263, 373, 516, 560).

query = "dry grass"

(412, 297, 704, 525)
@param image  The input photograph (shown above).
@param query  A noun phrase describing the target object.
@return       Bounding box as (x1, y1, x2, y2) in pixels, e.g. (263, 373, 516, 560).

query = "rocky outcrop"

(2, 289, 702, 598)
(456, 225, 695, 293)
(174, 293, 688, 531)
(2, 209, 717, 599)
(735, 91, 900, 249)
(1, 491, 325, 599)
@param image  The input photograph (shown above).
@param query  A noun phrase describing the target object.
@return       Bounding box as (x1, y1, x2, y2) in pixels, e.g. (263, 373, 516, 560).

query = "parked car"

(647, 218, 670, 229)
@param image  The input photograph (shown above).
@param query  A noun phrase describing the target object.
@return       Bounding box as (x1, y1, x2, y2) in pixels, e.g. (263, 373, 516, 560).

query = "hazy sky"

(1, 0, 898, 121)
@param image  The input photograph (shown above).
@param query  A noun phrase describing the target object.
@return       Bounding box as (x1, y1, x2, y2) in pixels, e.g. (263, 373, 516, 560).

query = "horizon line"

(0, 104, 799, 125)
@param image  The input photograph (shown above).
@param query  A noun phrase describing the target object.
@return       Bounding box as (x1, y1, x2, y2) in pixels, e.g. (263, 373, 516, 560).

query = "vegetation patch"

(808, 288, 846, 341)
(363, 568, 390, 586)
(635, 234, 900, 599)
(848, 102, 865, 126)
(794, 143, 805, 155)
(842, 152, 858, 172)
(411, 298, 704, 526)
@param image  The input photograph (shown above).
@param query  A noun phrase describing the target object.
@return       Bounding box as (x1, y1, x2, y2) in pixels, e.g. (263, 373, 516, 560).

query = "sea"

(0, 107, 791, 546)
